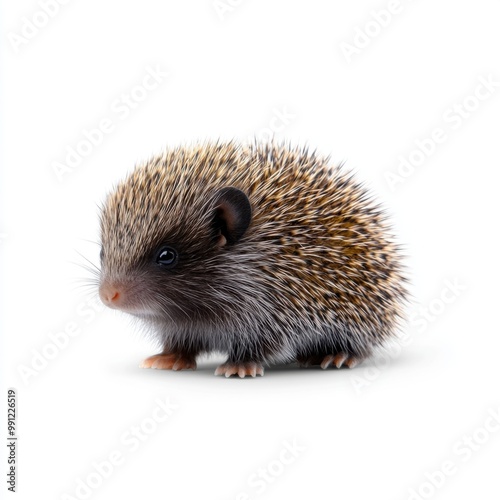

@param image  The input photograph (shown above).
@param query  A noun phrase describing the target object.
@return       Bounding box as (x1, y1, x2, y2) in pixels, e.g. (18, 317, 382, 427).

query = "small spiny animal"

(98, 141, 407, 377)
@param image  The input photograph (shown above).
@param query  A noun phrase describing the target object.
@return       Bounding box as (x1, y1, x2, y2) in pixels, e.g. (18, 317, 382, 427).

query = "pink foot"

(140, 353, 196, 371)
(214, 361, 264, 378)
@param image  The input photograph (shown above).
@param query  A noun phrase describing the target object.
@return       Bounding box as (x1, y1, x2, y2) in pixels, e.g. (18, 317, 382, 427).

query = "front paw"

(214, 361, 264, 378)
(140, 353, 197, 371)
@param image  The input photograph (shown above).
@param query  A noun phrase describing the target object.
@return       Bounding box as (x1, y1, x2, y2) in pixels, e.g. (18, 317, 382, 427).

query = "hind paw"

(140, 353, 197, 371)
(214, 361, 264, 378)
(320, 352, 362, 369)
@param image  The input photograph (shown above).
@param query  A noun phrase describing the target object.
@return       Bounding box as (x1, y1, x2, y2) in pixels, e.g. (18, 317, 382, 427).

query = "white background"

(1, 1, 500, 499)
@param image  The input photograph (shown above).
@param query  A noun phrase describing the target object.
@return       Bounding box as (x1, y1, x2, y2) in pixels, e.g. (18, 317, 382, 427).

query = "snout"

(99, 281, 124, 309)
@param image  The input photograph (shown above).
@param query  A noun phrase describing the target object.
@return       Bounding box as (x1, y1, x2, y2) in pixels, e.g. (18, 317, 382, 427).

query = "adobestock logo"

(229, 439, 306, 499)
(385, 74, 499, 191)
(247, 106, 296, 144)
(17, 295, 105, 385)
(7, 0, 72, 54)
(339, 0, 416, 64)
(409, 278, 466, 334)
(60, 396, 179, 500)
(351, 277, 466, 394)
(51, 65, 169, 182)
(407, 405, 500, 500)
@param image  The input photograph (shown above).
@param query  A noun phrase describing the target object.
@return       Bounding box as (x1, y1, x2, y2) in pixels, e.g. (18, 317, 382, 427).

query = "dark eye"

(155, 246, 178, 268)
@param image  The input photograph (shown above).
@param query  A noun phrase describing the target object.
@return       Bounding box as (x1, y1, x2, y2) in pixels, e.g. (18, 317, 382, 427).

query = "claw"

(333, 352, 348, 368)
(320, 355, 335, 369)
(319, 352, 362, 370)
(345, 357, 360, 369)
(215, 361, 264, 378)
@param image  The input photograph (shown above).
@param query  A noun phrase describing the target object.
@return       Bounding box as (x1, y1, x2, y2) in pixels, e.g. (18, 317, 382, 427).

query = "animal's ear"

(213, 187, 252, 246)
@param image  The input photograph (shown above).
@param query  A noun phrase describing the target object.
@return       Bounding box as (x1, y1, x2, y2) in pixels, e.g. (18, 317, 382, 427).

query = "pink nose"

(99, 282, 123, 309)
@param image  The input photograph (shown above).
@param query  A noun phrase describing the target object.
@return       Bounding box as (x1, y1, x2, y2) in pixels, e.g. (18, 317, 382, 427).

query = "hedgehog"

(98, 141, 407, 377)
